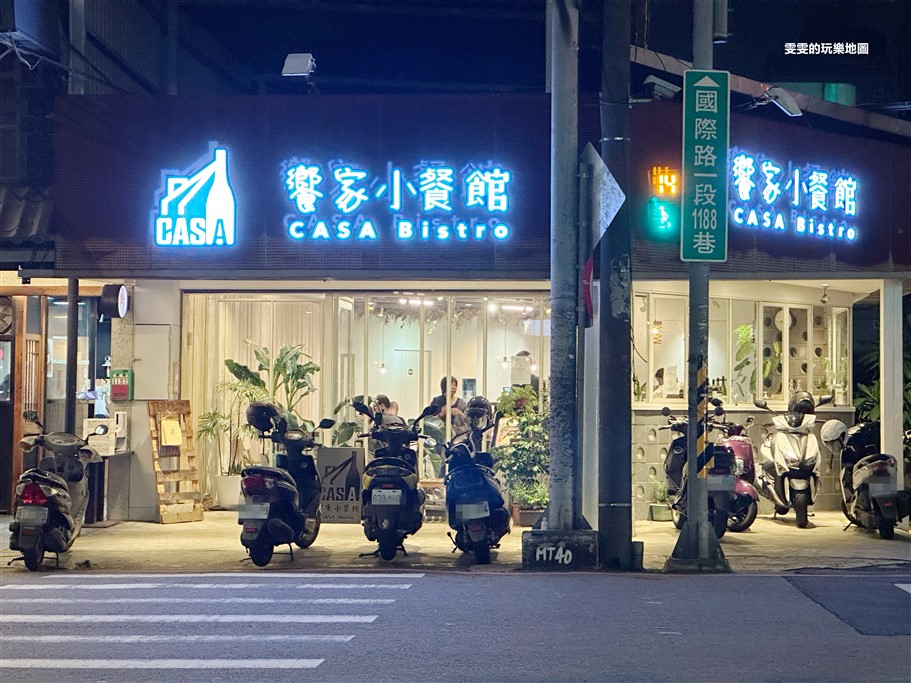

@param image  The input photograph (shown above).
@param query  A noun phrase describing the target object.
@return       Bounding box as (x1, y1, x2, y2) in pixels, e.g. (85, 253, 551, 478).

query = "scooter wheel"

(473, 540, 491, 565)
(23, 535, 45, 571)
(793, 491, 810, 528)
(378, 532, 397, 561)
(879, 522, 895, 540)
(671, 507, 685, 530)
(710, 509, 728, 539)
(727, 500, 758, 532)
(249, 540, 274, 567)
(774, 504, 789, 516)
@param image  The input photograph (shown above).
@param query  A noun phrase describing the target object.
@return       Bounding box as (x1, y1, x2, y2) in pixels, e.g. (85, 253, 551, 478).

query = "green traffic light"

(646, 196, 680, 239)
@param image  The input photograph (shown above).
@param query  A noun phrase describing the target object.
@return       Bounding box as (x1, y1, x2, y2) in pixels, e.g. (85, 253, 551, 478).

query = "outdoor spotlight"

(765, 87, 803, 117)
(643, 75, 682, 101)
(820, 284, 830, 305)
(282, 53, 316, 77)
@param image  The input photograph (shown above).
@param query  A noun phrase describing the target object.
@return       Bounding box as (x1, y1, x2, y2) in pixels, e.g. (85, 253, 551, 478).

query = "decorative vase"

(214, 474, 242, 510)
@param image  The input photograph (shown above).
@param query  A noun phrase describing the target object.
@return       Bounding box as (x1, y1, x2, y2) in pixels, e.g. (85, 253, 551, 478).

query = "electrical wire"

(2, 32, 43, 70)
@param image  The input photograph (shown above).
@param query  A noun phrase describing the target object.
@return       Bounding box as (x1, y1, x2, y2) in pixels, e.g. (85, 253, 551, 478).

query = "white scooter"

(753, 391, 833, 528)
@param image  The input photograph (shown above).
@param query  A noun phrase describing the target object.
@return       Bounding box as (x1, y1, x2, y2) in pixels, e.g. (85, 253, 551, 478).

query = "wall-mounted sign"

(281, 158, 513, 242)
(728, 147, 859, 242)
(152, 144, 236, 247)
(99, 284, 130, 318)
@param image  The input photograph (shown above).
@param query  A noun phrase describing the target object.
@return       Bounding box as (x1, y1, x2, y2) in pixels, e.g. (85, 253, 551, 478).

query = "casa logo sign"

(152, 145, 236, 247)
(281, 158, 513, 242)
(727, 148, 859, 243)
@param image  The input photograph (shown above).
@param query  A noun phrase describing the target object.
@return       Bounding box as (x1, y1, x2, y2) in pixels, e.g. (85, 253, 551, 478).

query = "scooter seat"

(242, 466, 297, 487)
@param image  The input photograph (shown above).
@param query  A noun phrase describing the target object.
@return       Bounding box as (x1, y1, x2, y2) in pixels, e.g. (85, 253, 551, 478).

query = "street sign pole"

(665, 0, 731, 572)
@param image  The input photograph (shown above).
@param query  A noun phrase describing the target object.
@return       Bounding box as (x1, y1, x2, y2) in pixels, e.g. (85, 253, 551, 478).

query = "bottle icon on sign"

(205, 149, 236, 246)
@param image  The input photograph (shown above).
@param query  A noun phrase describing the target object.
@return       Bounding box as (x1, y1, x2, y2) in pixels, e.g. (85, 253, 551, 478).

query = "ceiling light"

(282, 53, 315, 77)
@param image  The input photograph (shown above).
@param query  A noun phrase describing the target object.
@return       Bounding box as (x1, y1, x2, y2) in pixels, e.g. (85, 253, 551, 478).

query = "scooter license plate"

(707, 474, 735, 492)
(15, 506, 48, 524)
(238, 503, 270, 520)
(456, 502, 490, 520)
(371, 489, 402, 505)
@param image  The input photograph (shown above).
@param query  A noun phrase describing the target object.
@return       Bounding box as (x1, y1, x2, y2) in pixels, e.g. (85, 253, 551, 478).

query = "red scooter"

(708, 400, 760, 532)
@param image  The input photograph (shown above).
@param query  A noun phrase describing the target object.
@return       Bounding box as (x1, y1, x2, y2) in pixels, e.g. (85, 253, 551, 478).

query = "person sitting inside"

(374, 394, 405, 425)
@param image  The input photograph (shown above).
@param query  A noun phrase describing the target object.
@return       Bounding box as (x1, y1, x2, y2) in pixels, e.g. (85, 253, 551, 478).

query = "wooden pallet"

(147, 400, 205, 524)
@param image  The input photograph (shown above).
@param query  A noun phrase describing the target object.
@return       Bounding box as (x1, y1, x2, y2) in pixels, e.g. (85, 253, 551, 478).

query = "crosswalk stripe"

(896, 584, 911, 595)
(0, 659, 324, 669)
(0, 582, 411, 590)
(38, 572, 424, 579)
(1, 635, 353, 643)
(0, 597, 394, 605)
(0, 614, 376, 624)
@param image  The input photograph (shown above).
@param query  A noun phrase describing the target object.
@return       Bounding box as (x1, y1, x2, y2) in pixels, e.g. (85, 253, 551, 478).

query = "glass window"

(0, 340, 11, 402)
(708, 297, 730, 398)
(486, 296, 544, 403)
(632, 294, 649, 402)
(45, 298, 93, 401)
(787, 307, 810, 394)
(760, 304, 784, 401)
(367, 295, 425, 420)
(730, 300, 757, 404)
(651, 296, 686, 401)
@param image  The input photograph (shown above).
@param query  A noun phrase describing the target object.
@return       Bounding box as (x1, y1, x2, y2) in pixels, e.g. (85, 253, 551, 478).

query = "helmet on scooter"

(466, 396, 492, 430)
(821, 419, 847, 454)
(246, 402, 280, 432)
(787, 391, 816, 415)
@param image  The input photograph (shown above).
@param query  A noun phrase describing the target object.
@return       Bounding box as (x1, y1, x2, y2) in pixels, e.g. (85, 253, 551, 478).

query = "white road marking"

(1, 582, 411, 590)
(658, 631, 683, 635)
(0, 597, 394, 605)
(896, 584, 911, 595)
(1, 635, 353, 643)
(0, 614, 376, 624)
(39, 572, 424, 579)
(0, 659, 324, 669)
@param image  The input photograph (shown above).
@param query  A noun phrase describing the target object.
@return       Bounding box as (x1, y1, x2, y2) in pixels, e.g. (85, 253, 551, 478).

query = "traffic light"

(645, 166, 680, 239)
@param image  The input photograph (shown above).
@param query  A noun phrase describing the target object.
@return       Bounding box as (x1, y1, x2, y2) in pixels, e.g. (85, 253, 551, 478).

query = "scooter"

(352, 398, 438, 560)
(821, 418, 911, 539)
(707, 401, 760, 532)
(753, 391, 832, 528)
(8, 411, 108, 570)
(661, 405, 735, 539)
(442, 396, 511, 564)
(240, 402, 335, 567)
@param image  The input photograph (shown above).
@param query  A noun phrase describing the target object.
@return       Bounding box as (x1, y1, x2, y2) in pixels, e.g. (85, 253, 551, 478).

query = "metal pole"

(598, 0, 633, 568)
(547, 0, 579, 531)
(665, 0, 729, 571)
(65, 278, 78, 434)
(575, 163, 590, 530)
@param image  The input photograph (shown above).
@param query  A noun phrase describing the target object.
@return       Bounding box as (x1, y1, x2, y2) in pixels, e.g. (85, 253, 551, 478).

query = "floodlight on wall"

(820, 284, 830, 305)
(753, 86, 803, 117)
(282, 53, 316, 77)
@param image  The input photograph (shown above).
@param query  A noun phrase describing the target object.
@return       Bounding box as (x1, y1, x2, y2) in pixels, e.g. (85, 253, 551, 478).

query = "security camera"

(765, 86, 803, 117)
(282, 53, 316, 77)
(644, 75, 682, 101)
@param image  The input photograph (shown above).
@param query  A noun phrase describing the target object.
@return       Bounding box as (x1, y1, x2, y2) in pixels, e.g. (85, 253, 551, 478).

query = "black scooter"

(239, 402, 334, 567)
(352, 399, 437, 560)
(8, 411, 108, 570)
(442, 400, 511, 564)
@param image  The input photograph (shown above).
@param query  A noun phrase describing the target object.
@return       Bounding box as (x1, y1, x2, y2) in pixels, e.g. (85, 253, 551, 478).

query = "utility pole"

(547, 0, 579, 531)
(597, 0, 633, 568)
(664, 0, 730, 572)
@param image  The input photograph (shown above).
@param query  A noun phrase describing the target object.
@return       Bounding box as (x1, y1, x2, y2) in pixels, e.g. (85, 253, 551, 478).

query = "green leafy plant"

(331, 394, 374, 446)
(853, 357, 911, 429)
(224, 340, 320, 431)
(491, 384, 550, 508)
(731, 323, 756, 402)
(196, 377, 263, 475)
(510, 481, 549, 509)
(762, 340, 782, 392)
(652, 481, 668, 504)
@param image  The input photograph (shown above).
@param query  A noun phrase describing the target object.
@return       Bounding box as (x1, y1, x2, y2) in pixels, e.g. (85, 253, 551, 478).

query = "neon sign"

(152, 144, 236, 247)
(281, 158, 513, 242)
(728, 148, 858, 243)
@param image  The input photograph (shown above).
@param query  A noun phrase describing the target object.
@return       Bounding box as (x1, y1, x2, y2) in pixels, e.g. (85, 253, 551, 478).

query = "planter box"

(650, 503, 673, 522)
(517, 508, 545, 528)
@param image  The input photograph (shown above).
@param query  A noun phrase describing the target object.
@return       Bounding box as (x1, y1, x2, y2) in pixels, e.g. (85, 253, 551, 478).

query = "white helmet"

(821, 419, 847, 453)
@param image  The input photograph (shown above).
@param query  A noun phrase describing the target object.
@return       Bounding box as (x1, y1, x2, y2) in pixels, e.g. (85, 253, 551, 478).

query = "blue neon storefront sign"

(282, 158, 513, 242)
(728, 147, 859, 243)
(152, 145, 236, 247)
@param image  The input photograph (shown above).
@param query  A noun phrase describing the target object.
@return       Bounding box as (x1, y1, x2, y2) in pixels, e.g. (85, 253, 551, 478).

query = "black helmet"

(246, 402, 280, 432)
(787, 391, 815, 415)
(466, 395, 492, 428)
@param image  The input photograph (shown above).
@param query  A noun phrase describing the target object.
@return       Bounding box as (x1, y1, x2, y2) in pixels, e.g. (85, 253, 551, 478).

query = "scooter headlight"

(784, 452, 800, 467)
(804, 452, 817, 467)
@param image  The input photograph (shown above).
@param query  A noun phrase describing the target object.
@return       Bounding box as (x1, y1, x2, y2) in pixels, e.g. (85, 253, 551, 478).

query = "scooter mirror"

(753, 399, 769, 410)
(318, 418, 336, 430)
(23, 410, 39, 422)
(351, 401, 373, 417)
(94, 424, 109, 435)
(818, 394, 835, 406)
(661, 406, 672, 417)
(710, 398, 723, 407)
(713, 406, 725, 416)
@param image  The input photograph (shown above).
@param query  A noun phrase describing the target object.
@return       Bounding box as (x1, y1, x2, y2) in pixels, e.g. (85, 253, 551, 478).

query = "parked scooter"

(661, 405, 735, 539)
(8, 411, 108, 570)
(441, 396, 511, 565)
(240, 402, 335, 567)
(707, 401, 760, 532)
(351, 398, 438, 560)
(821, 418, 911, 539)
(753, 391, 832, 528)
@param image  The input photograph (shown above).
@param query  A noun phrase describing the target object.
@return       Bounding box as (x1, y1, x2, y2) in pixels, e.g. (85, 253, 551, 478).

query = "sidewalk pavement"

(1, 510, 908, 575)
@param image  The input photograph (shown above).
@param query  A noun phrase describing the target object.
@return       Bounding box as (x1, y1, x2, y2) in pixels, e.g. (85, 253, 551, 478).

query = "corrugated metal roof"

(0, 185, 53, 243)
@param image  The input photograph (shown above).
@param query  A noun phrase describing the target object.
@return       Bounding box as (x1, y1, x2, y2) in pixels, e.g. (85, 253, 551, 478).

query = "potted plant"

(490, 384, 550, 526)
(649, 481, 673, 521)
